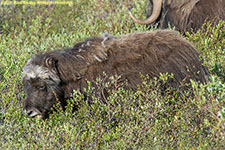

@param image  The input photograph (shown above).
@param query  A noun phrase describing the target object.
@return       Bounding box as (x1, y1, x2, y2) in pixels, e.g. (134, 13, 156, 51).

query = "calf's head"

(22, 55, 64, 119)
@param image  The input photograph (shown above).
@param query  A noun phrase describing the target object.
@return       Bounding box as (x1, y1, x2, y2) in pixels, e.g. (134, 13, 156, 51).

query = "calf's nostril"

(27, 110, 33, 116)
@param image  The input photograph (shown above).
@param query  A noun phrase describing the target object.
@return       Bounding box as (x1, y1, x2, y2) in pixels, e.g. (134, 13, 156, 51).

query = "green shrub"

(186, 20, 225, 82)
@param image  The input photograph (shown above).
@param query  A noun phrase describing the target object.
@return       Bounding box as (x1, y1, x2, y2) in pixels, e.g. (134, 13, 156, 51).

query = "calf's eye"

(38, 85, 46, 90)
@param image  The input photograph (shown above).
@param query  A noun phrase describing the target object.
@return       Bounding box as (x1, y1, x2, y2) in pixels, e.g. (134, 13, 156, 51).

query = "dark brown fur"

(22, 30, 209, 119)
(145, 0, 225, 32)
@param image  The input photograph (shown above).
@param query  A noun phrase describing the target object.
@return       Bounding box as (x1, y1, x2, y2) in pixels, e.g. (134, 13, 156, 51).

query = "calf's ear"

(45, 56, 56, 68)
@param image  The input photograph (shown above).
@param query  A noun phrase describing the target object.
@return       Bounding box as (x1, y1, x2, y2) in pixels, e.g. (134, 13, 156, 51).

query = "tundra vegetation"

(0, 0, 225, 149)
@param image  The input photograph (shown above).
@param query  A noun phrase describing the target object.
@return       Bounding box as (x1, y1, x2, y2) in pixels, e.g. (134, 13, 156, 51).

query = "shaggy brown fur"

(139, 0, 225, 32)
(22, 30, 209, 119)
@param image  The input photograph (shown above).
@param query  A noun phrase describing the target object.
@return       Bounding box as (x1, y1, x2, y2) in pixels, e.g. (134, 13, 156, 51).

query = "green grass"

(0, 0, 225, 149)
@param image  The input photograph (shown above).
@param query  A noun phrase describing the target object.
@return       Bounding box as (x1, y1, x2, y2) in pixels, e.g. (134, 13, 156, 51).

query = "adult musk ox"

(129, 0, 225, 32)
(22, 30, 209, 119)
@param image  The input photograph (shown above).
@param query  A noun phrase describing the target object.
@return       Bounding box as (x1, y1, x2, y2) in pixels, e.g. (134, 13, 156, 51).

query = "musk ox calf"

(22, 29, 209, 119)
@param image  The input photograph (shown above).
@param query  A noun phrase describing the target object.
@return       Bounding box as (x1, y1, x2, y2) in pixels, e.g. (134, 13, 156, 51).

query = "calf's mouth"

(23, 107, 42, 118)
